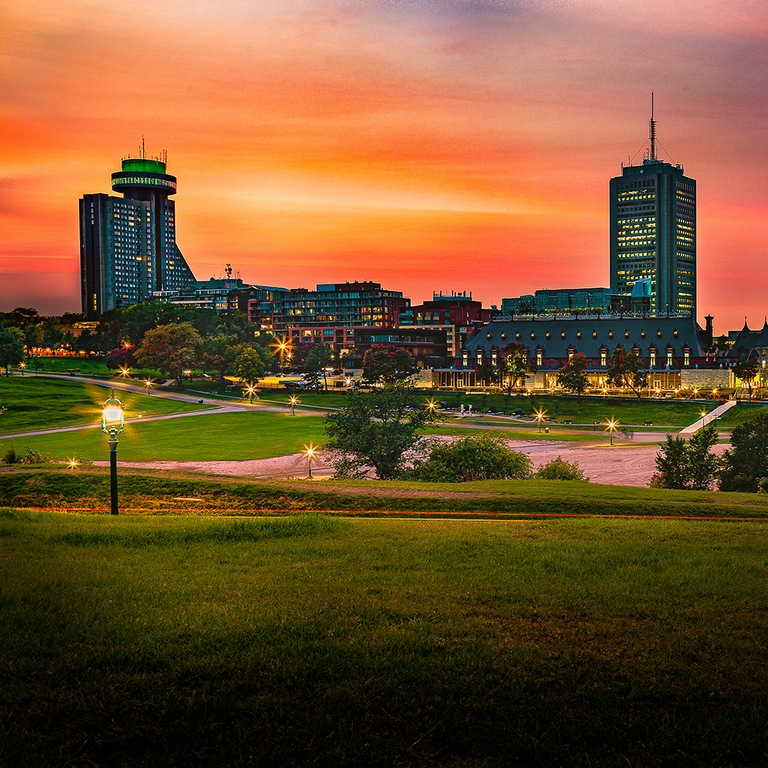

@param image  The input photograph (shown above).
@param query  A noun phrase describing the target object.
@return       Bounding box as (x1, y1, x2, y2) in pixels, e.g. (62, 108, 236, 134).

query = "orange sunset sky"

(1, 0, 767, 333)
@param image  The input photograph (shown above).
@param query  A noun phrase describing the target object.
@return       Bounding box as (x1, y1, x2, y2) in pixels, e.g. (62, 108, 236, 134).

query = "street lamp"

(144, 377, 153, 396)
(244, 384, 257, 403)
(425, 398, 439, 417)
(303, 442, 318, 479)
(700, 409, 708, 426)
(119, 366, 131, 379)
(605, 417, 619, 446)
(289, 394, 299, 415)
(19, 361, 26, 375)
(101, 390, 125, 515)
(534, 407, 547, 432)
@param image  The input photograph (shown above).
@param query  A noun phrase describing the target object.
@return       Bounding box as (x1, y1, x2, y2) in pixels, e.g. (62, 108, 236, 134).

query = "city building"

(609, 99, 696, 316)
(399, 291, 492, 356)
(80, 151, 196, 318)
(438, 315, 720, 391)
(248, 281, 409, 334)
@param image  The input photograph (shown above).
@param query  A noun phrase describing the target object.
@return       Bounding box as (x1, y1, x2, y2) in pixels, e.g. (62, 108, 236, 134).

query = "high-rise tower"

(609, 97, 696, 316)
(80, 149, 196, 318)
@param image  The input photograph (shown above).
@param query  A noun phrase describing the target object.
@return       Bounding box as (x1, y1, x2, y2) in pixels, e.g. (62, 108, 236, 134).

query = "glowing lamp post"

(700, 409, 708, 427)
(244, 384, 257, 404)
(605, 417, 619, 446)
(425, 398, 439, 417)
(144, 377, 153, 396)
(101, 390, 125, 515)
(303, 442, 318, 479)
(534, 407, 547, 432)
(19, 361, 26, 375)
(289, 394, 299, 415)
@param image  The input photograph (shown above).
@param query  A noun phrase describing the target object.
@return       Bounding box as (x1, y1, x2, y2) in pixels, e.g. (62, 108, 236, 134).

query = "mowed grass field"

(1, 510, 767, 767)
(0, 376, 212, 433)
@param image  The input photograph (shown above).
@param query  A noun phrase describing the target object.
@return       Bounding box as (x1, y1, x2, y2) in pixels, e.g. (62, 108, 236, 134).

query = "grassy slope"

(0, 410, 326, 462)
(0, 376, 212, 433)
(1, 510, 766, 767)
(3, 468, 768, 519)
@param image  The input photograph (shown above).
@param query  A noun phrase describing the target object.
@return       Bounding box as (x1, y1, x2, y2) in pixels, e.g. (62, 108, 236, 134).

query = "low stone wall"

(680, 368, 731, 389)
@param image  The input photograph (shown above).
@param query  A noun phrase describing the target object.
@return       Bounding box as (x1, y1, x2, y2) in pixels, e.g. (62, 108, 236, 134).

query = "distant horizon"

(2, 0, 766, 335)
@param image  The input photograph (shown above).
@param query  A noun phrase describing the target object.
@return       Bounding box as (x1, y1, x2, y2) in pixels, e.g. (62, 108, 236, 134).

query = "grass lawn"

(0, 376, 213, 434)
(0, 409, 326, 463)
(5, 467, 768, 519)
(1, 509, 767, 767)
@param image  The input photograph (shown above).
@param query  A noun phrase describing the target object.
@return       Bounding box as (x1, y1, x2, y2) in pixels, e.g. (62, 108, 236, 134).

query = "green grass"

(0, 376, 213, 434)
(4, 467, 768, 519)
(0, 409, 326, 463)
(18, 356, 110, 375)
(1, 510, 767, 766)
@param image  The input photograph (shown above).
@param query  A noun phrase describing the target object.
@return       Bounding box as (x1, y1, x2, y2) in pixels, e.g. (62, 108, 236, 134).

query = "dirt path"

(109, 440, 731, 488)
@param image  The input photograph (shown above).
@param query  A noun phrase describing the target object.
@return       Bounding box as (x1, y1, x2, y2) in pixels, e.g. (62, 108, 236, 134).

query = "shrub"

(3, 447, 19, 464)
(410, 435, 532, 483)
(535, 456, 588, 481)
(719, 413, 768, 493)
(653, 425, 720, 490)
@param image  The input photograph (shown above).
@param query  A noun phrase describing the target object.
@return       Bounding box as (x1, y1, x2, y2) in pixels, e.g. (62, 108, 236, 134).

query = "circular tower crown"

(111, 157, 177, 195)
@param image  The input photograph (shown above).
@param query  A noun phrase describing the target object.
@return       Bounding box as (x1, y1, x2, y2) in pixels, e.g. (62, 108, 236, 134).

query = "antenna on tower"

(141, 136, 145, 160)
(649, 92, 657, 161)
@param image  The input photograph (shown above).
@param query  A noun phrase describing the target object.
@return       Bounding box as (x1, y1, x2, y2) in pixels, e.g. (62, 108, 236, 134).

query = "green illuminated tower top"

(111, 146, 177, 198)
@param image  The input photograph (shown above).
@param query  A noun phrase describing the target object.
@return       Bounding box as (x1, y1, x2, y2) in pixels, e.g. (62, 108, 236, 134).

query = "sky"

(1, 0, 767, 333)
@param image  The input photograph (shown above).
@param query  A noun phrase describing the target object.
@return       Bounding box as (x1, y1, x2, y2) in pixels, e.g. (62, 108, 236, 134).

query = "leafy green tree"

(410, 434, 532, 482)
(652, 435, 690, 489)
(304, 343, 335, 390)
(0, 326, 25, 375)
(200, 336, 239, 391)
(362, 345, 416, 384)
(733, 357, 760, 400)
(652, 425, 720, 490)
(606, 346, 646, 399)
(134, 322, 202, 386)
(535, 456, 588, 481)
(719, 414, 768, 492)
(556, 352, 590, 396)
(687, 425, 721, 490)
(217, 311, 258, 344)
(233, 345, 273, 388)
(500, 341, 533, 394)
(325, 383, 437, 479)
(105, 346, 135, 371)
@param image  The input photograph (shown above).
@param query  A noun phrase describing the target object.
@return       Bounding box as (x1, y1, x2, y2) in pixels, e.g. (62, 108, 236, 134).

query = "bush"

(653, 425, 720, 490)
(719, 413, 768, 493)
(410, 435, 532, 483)
(3, 446, 19, 464)
(534, 456, 588, 481)
(4, 447, 55, 465)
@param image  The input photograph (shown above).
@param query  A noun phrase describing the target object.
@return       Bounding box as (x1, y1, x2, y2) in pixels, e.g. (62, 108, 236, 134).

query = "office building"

(248, 281, 409, 333)
(80, 152, 196, 318)
(609, 101, 696, 316)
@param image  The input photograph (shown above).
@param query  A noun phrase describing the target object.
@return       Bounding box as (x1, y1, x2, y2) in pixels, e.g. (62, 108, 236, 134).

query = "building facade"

(247, 281, 409, 333)
(80, 155, 196, 319)
(609, 108, 696, 316)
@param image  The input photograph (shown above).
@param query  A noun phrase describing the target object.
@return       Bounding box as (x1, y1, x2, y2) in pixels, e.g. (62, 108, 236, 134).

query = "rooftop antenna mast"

(649, 92, 657, 161)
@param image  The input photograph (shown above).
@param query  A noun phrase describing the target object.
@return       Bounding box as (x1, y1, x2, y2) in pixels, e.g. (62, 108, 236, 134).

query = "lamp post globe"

(101, 390, 125, 515)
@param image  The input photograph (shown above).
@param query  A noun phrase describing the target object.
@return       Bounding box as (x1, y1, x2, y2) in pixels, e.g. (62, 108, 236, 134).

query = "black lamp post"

(101, 390, 125, 515)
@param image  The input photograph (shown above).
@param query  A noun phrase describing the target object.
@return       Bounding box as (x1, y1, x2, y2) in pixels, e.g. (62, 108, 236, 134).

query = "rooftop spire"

(649, 92, 657, 162)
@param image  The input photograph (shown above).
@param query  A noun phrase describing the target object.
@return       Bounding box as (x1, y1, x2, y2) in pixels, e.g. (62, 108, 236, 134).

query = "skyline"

(2, 1, 767, 332)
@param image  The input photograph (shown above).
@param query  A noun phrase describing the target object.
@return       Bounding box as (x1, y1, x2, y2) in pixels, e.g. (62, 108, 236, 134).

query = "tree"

(410, 434, 532, 482)
(556, 353, 589, 396)
(233, 345, 273, 388)
(134, 322, 202, 386)
(362, 345, 416, 385)
(324, 383, 437, 479)
(199, 336, 239, 391)
(652, 424, 720, 490)
(733, 357, 760, 400)
(0, 326, 25, 375)
(719, 414, 768, 492)
(500, 342, 533, 394)
(606, 346, 646, 398)
(304, 343, 335, 390)
(105, 346, 135, 371)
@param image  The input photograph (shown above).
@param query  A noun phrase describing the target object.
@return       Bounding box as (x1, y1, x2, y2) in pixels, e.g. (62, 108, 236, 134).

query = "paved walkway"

(678, 399, 737, 435)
